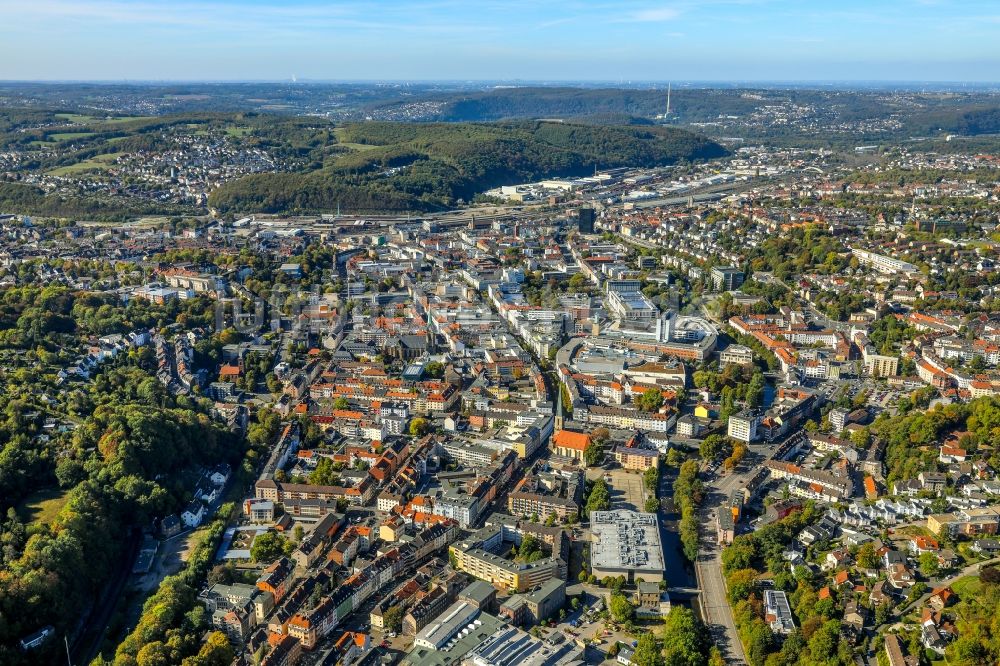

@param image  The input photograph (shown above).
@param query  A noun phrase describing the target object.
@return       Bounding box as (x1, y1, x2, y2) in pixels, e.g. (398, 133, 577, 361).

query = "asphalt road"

(695, 467, 748, 666)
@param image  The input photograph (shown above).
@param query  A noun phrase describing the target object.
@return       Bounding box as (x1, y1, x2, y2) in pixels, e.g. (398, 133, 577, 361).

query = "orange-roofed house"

(330, 631, 370, 666)
(929, 586, 954, 611)
(552, 429, 592, 465)
(939, 444, 967, 463)
(909, 535, 940, 554)
(261, 634, 302, 666)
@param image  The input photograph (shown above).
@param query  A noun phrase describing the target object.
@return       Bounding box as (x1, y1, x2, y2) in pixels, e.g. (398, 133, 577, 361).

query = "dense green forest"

(209, 120, 726, 213)
(869, 395, 1000, 486)
(943, 568, 1000, 664)
(0, 378, 242, 665)
(906, 106, 1000, 137)
(0, 284, 246, 665)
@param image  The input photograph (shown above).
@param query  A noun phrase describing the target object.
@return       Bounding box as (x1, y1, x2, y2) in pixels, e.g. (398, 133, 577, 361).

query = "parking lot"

(606, 468, 645, 512)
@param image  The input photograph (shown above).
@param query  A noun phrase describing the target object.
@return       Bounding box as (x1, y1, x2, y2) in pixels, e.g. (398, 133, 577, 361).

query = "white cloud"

(631, 7, 680, 23)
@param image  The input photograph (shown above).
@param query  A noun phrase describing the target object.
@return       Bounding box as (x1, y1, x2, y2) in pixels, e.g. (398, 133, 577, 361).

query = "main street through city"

(692, 439, 779, 666)
(695, 469, 749, 666)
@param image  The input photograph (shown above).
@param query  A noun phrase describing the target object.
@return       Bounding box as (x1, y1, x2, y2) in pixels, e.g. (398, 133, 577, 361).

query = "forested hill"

(208, 120, 727, 214)
(369, 87, 751, 123)
(367, 87, 1000, 143)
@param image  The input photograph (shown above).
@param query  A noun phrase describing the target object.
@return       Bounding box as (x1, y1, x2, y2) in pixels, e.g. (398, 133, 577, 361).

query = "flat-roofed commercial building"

(413, 602, 480, 650)
(401, 610, 503, 666)
(613, 446, 659, 472)
(607, 290, 658, 321)
(466, 624, 583, 666)
(590, 510, 665, 582)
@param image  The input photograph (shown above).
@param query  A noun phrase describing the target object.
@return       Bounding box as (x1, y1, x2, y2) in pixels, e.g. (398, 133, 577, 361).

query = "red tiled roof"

(553, 429, 591, 452)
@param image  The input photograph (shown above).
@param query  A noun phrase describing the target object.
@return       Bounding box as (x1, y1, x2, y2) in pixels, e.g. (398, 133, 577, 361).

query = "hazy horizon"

(1, 79, 998, 90)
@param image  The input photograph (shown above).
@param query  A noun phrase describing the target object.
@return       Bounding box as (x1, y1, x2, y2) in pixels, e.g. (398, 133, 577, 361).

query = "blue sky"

(2, 0, 999, 81)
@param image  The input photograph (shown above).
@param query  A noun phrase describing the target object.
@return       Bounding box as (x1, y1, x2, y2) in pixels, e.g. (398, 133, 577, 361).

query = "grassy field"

(894, 524, 934, 538)
(334, 126, 381, 151)
(952, 574, 982, 598)
(17, 487, 71, 525)
(225, 126, 253, 137)
(337, 142, 381, 151)
(54, 113, 98, 123)
(47, 152, 120, 176)
(48, 131, 95, 142)
(55, 113, 152, 125)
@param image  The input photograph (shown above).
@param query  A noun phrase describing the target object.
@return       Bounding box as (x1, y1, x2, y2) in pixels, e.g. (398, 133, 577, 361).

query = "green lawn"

(48, 131, 95, 142)
(17, 487, 71, 526)
(54, 113, 97, 123)
(225, 126, 253, 137)
(97, 116, 153, 125)
(952, 575, 982, 598)
(338, 142, 381, 151)
(894, 524, 933, 538)
(47, 152, 120, 176)
(55, 113, 152, 125)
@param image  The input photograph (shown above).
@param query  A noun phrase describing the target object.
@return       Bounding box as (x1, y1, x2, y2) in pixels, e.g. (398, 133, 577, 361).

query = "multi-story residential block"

(710, 266, 745, 291)
(728, 410, 760, 442)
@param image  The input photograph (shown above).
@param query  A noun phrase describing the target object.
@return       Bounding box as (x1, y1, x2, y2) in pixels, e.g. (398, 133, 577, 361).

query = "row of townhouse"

(933, 335, 1000, 365)
(508, 468, 583, 522)
(829, 498, 930, 528)
(916, 354, 954, 389)
(255, 477, 378, 507)
(765, 460, 854, 501)
(577, 403, 676, 433)
(286, 546, 415, 648)
(309, 378, 460, 415)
